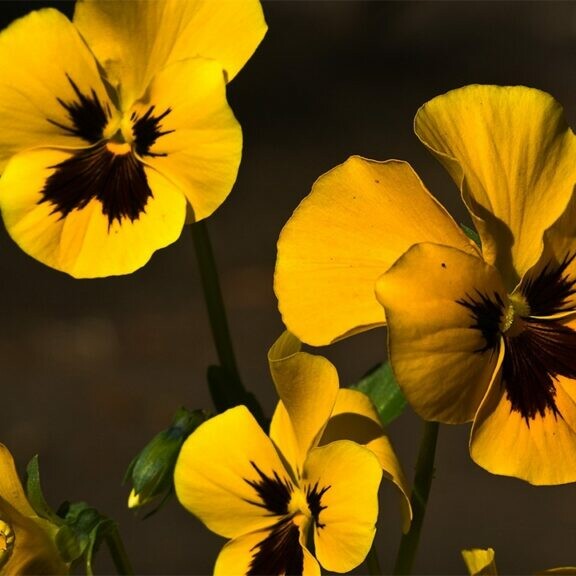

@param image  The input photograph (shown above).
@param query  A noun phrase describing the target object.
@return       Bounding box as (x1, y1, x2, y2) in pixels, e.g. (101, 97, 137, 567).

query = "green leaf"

(350, 362, 407, 426)
(461, 223, 481, 247)
(25, 455, 62, 525)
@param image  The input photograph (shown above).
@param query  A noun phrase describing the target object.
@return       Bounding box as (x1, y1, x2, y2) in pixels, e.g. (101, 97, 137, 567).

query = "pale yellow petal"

(304, 441, 382, 573)
(275, 157, 477, 346)
(0, 9, 116, 170)
(132, 58, 241, 222)
(461, 548, 497, 576)
(0, 148, 187, 278)
(268, 332, 339, 474)
(174, 406, 291, 539)
(74, 0, 267, 104)
(415, 85, 576, 289)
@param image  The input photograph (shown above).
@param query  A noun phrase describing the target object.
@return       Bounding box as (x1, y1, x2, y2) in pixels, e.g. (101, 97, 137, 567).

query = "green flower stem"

(191, 221, 265, 422)
(393, 421, 440, 575)
(105, 525, 134, 575)
(192, 220, 241, 382)
(366, 540, 382, 576)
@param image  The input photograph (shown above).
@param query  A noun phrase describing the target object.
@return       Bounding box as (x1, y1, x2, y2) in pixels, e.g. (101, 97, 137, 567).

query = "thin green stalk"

(105, 525, 133, 575)
(191, 220, 241, 382)
(393, 421, 440, 575)
(191, 221, 265, 423)
(366, 540, 382, 576)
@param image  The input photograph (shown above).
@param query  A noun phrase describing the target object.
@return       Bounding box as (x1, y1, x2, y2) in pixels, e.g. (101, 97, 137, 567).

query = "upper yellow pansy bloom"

(174, 332, 410, 575)
(0, 0, 266, 277)
(0, 444, 68, 575)
(275, 85, 576, 484)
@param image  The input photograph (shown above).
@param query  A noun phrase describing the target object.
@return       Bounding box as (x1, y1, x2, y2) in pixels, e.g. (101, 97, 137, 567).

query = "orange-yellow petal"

(470, 371, 576, 485)
(461, 548, 497, 576)
(376, 242, 506, 423)
(320, 389, 411, 532)
(415, 85, 576, 289)
(275, 157, 477, 346)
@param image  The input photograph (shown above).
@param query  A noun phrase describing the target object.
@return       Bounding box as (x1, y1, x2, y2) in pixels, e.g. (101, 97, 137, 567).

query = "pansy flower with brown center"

(174, 332, 410, 574)
(275, 85, 576, 484)
(0, 0, 266, 277)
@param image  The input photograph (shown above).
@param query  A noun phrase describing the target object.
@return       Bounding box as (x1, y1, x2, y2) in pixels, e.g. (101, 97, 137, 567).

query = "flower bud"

(126, 408, 207, 511)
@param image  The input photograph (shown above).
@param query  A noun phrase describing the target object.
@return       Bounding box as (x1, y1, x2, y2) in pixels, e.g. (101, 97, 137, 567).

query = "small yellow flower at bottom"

(0, 444, 68, 575)
(462, 548, 576, 576)
(174, 332, 411, 575)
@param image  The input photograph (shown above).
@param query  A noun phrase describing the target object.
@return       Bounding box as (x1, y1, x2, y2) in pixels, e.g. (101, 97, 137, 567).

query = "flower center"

(0, 519, 15, 570)
(500, 292, 531, 335)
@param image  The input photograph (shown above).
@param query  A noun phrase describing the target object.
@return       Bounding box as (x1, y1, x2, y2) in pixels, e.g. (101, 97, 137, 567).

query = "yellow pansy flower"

(275, 85, 576, 484)
(0, 0, 266, 277)
(174, 332, 410, 575)
(0, 444, 68, 575)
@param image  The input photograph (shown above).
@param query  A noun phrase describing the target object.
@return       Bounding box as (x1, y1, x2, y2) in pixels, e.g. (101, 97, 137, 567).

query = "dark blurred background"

(2, 1, 576, 574)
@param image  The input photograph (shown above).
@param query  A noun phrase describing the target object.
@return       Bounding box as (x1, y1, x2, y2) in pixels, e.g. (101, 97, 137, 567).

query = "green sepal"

(207, 364, 267, 428)
(25, 455, 63, 525)
(350, 362, 407, 426)
(125, 407, 207, 514)
(58, 502, 117, 576)
(461, 223, 482, 247)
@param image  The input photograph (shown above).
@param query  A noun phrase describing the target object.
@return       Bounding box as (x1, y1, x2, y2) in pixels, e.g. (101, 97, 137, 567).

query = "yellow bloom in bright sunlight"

(275, 85, 576, 484)
(0, 0, 266, 277)
(0, 444, 68, 575)
(174, 332, 410, 575)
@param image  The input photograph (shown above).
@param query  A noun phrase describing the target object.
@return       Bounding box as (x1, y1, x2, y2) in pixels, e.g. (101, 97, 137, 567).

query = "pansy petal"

(174, 406, 292, 539)
(130, 58, 242, 222)
(0, 445, 35, 519)
(304, 441, 382, 573)
(518, 192, 576, 318)
(461, 548, 497, 576)
(376, 242, 506, 423)
(415, 85, 576, 289)
(0, 148, 187, 278)
(74, 0, 267, 103)
(0, 9, 116, 170)
(471, 371, 576, 485)
(214, 525, 320, 576)
(275, 157, 477, 346)
(320, 389, 412, 532)
(268, 332, 339, 473)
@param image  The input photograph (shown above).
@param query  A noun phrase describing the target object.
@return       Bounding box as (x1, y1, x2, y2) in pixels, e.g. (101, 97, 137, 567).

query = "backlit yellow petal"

(132, 58, 242, 222)
(0, 149, 187, 278)
(0, 445, 35, 519)
(470, 372, 576, 485)
(461, 548, 497, 576)
(0, 9, 116, 170)
(268, 332, 339, 474)
(415, 85, 576, 289)
(74, 0, 267, 104)
(320, 389, 412, 532)
(274, 157, 477, 346)
(0, 445, 68, 575)
(376, 243, 506, 423)
(174, 406, 291, 539)
(305, 441, 382, 573)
